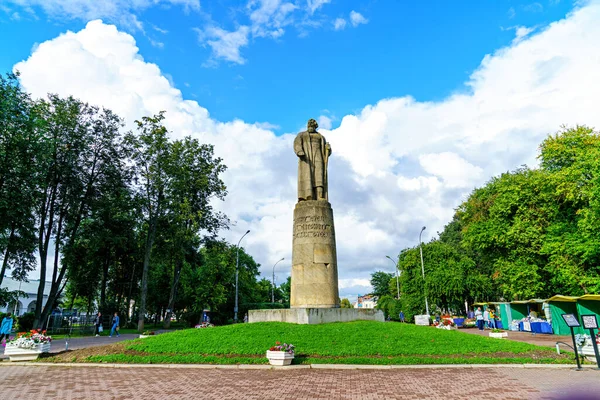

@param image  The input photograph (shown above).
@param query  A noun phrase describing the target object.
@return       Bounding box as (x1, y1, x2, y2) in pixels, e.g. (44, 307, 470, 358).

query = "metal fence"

(45, 314, 99, 335)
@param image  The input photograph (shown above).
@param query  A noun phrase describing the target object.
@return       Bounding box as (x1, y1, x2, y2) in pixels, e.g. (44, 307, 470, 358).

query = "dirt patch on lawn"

(39, 343, 142, 363)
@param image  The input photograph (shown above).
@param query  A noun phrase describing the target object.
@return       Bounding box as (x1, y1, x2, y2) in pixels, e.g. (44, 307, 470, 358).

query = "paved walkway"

(459, 328, 573, 348)
(0, 364, 599, 399)
(1, 334, 140, 360)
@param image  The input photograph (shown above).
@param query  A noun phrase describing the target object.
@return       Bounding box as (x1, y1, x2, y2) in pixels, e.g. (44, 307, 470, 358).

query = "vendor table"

(518, 321, 553, 334)
(453, 318, 465, 327)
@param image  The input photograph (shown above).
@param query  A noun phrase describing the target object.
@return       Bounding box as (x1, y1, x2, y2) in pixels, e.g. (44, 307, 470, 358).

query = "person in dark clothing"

(95, 312, 102, 336)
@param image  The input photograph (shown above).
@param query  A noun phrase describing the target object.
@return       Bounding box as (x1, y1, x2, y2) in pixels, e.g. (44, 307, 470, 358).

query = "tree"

(0, 73, 38, 286)
(339, 298, 353, 308)
(33, 96, 124, 328)
(125, 113, 171, 332)
(370, 271, 393, 297)
(162, 136, 228, 328)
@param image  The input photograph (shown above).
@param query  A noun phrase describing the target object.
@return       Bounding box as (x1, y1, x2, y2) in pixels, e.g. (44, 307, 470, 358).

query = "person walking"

(109, 312, 120, 337)
(475, 307, 484, 331)
(94, 312, 102, 337)
(399, 311, 405, 323)
(0, 313, 14, 344)
(483, 308, 490, 329)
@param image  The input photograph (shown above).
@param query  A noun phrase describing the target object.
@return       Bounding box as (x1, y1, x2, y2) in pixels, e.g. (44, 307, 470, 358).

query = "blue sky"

(0, 1, 575, 133)
(2, 0, 599, 299)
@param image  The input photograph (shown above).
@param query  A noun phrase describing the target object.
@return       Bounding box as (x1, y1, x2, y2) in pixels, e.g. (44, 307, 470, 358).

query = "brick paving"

(0, 365, 599, 399)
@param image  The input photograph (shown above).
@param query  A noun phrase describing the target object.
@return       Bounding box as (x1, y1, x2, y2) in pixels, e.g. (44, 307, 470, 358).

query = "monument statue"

(246, 118, 383, 323)
(290, 119, 339, 309)
(294, 119, 331, 201)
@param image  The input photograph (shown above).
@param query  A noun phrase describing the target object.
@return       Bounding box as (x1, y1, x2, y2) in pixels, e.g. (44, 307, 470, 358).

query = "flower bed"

(5, 330, 52, 362)
(433, 319, 456, 330)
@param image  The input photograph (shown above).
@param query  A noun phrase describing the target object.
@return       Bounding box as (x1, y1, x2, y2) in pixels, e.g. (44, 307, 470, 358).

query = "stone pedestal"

(249, 308, 385, 324)
(291, 200, 339, 308)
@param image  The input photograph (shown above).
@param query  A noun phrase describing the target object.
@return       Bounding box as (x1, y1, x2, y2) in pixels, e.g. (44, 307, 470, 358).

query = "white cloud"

(513, 26, 535, 43)
(307, 0, 331, 14)
(2, 0, 199, 30)
(419, 152, 483, 188)
(333, 17, 346, 31)
(349, 10, 368, 27)
(247, 0, 297, 39)
(13, 1, 600, 289)
(318, 115, 333, 130)
(198, 25, 250, 65)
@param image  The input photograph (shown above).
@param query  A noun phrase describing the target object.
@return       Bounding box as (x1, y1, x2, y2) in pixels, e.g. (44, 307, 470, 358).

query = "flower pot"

(5, 342, 51, 362)
(489, 332, 508, 339)
(266, 350, 294, 366)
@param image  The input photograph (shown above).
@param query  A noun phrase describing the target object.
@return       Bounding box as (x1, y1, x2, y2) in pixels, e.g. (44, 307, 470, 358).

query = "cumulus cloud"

(349, 10, 368, 27)
(13, 1, 600, 297)
(1, 0, 199, 30)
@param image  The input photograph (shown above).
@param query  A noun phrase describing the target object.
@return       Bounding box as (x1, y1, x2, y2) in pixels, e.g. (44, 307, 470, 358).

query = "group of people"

(474, 306, 499, 330)
(94, 312, 121, 337)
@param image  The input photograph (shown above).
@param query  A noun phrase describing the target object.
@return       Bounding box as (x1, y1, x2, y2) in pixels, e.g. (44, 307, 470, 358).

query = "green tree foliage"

(370, 271, 394, 297)
(340, 298, 353, 308)
(0, 73, 38, 287)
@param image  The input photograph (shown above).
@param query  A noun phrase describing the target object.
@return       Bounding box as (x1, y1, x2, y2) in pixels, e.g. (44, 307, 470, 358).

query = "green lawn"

(79, 321, 572, 365)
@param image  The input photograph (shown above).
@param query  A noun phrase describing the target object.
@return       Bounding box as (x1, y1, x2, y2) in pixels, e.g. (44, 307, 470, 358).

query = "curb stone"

(0, 362, 596, 370)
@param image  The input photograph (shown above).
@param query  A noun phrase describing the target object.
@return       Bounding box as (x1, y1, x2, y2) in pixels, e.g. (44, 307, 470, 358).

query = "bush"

(16, 312, 35, 332)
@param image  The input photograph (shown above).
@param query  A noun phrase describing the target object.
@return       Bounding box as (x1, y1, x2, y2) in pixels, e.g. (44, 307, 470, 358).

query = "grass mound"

(46, 321, 572, 365)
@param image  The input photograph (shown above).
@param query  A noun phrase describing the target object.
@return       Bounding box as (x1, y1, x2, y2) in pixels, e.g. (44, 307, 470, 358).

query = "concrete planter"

(266, 350, 294, 366)
(579, 345, 598, 362)
(489, 332, 508, 339)
(414, 315, 431, 326)
(5, 342, 51, 361)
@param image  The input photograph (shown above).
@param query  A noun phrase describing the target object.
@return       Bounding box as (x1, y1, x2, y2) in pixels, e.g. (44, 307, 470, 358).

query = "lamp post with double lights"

(385, 255, 401, 299)
(419, 226, 429, 315)
(272, 257, 285, 303)
(234, 230, 250, 323)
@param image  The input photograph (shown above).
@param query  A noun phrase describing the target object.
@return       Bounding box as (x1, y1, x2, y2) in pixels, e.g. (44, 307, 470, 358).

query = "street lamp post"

(385, 255, 401, 299)
(272, 258, 285, 303)
(234, 230, 251, 323)
(419, 226, 429, 315)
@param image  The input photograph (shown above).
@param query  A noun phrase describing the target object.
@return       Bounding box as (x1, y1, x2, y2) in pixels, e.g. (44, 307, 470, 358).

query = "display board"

(561, 314, 580, 327)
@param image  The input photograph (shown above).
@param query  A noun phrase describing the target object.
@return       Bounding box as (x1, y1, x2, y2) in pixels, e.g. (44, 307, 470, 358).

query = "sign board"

(522, 321, 532, 332)
(581, 314, 599, 330)
(561, 314, 581, 328)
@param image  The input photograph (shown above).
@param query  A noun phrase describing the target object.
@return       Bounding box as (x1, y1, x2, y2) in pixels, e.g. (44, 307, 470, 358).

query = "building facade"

(1, 276, 52, 316)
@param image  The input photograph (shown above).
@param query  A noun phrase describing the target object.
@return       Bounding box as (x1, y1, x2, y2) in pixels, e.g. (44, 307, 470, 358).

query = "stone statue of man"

(294, 118, 331, 201)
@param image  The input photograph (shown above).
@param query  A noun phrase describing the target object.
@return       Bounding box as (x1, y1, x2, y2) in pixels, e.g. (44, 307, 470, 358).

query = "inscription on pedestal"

(293, 215, 335, 239)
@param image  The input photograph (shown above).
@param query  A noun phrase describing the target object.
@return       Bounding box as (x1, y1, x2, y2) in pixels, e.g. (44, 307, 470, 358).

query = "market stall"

(547, 295, 582, 335)
(509, 299, 552, 333)
(548, 294, 600, 335)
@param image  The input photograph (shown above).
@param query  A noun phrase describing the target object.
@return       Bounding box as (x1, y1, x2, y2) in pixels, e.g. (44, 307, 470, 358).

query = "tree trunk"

(100, 253, 110, 312)
(163, 259, 183, 329)
(137, 217, 157, 332)
(0, 225, 16, 287)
